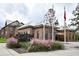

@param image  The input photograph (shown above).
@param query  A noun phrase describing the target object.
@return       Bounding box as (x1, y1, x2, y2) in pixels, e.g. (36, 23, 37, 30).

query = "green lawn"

(0, 37, 6, 43)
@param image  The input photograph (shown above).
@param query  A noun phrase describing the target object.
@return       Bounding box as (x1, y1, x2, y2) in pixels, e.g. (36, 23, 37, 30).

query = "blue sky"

(0, 3, 77, 29)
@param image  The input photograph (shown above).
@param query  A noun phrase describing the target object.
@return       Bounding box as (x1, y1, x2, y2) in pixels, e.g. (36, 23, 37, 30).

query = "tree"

(70, 4, 79, 29)
(44, 8, 58, 26)
(43, 7, 59, 41)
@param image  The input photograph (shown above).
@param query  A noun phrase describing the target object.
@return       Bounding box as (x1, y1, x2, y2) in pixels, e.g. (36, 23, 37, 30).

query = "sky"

(0, 3, 78, 29)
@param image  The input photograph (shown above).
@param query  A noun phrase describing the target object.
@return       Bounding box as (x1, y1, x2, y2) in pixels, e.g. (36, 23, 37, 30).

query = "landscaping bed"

(12, 42, 29, 54)
(12, 42, 64, 54)
(13, 48, 27, 54)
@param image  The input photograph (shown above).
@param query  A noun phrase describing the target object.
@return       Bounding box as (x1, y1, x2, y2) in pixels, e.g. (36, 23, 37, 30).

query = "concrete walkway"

(19, 49, 79, 56)
(0, 42, 79, 56)
(0, 43, 18, 56)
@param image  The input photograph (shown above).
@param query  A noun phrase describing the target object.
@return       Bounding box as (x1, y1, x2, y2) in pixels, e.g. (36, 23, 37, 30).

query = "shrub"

(28, 42, 64, 52)
(30, 39, 52, 48)
(16, 33, 33, 42)
(75, 33, 79, 41)
(7, 43, 20, 48)
(18, 41, 64, 52)
(19, 42, 30, 49)
(51, 42, 64, 50)
(6, 38, 20, 48)
(28, 44, 50, 52)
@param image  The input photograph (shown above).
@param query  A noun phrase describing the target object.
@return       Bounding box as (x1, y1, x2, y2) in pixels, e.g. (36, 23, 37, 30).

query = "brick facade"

(0, 20, 24, 38)
(17, 25, 53, 40)
(17, 24, 75, 41)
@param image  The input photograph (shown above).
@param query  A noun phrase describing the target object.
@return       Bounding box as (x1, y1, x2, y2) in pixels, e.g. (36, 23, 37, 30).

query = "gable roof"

(1, 20, 24, 30)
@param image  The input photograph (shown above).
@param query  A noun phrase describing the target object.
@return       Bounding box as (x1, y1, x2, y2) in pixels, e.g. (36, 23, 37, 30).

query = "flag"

(64, 7, 66, 21)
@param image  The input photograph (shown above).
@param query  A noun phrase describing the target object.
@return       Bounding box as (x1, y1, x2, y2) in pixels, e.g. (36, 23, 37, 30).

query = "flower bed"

(28, 42, 64, 52)
(13, 41, 64, 53)
(28, 44, 50, 52)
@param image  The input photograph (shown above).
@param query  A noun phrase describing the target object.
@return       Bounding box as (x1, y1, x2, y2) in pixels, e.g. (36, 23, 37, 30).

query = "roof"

(18, 24, 59, 30)
(34, 24, 51, 28)
(57, 29, 74, 32)
(17, 24, 34, 30)
(6, 20, 24, 26)
(1, 20, 24, 30)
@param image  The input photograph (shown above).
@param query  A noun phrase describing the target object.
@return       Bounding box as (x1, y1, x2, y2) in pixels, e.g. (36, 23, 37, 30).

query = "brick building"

(17, 24, 53, 40)
(56, 29, 75, 41)
(0, 20, 24, 38)
(17, 24, 75, 41)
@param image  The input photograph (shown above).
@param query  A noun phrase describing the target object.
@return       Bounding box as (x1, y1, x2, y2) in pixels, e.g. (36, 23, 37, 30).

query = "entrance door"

(56, 35, 64, 41)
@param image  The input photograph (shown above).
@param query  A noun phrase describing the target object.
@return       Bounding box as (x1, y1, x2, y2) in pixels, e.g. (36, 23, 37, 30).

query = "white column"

(52, 22, 55, 42)
(43, 24, 45, 40)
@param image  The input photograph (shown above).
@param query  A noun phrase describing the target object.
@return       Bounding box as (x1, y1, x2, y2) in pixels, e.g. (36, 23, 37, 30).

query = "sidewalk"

(19, 49, 79, 56)
(0, 43, 18, 56)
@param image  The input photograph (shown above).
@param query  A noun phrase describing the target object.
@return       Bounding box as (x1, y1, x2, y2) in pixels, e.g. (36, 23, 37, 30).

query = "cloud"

(0, 3, 30, 28)
(0, 3, 78, 29)
(26, 3, 77, 26)
(54, 3, 77, 26)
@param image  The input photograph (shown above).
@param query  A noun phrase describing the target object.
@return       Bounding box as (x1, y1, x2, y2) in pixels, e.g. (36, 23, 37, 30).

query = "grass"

(0, 37, 6, 43)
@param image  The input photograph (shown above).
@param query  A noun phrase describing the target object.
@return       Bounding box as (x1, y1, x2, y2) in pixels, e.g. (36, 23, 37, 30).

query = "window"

(27, 30, 30, 34)
(5, 31, 7, 34)
(45, 32, 48, 40)
(37, 31, 39, 39)
(1, 32, 3, 35)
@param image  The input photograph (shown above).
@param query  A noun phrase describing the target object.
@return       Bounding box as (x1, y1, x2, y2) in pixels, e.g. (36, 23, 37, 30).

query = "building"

(17, 24, 53, 40)
(0, 20, 24, 38)
(0, 20, 75, 41)
(56, 29, 75, 41)
(17, 24, 75, 41)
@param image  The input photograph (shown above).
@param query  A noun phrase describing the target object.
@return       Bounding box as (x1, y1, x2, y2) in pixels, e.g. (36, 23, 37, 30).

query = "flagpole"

(64, 20, 66, 43)
(64, 7, 66, 43)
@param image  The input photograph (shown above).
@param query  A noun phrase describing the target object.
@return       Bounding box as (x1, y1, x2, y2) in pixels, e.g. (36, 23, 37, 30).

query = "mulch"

(13, 48, 28, 54)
